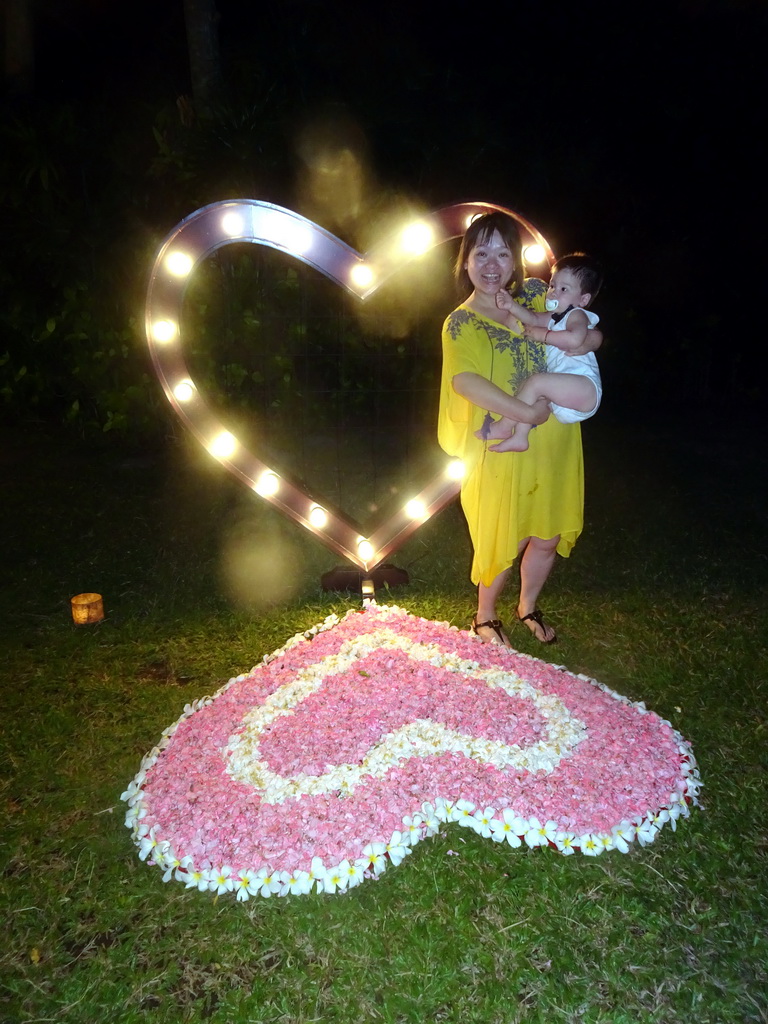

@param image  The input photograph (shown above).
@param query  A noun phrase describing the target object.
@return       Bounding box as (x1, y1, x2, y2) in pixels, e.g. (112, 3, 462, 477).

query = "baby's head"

(547, 253, 603, 313)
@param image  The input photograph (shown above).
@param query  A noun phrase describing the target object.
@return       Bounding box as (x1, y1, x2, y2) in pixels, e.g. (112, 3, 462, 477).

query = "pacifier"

(545, 297, 559, 312)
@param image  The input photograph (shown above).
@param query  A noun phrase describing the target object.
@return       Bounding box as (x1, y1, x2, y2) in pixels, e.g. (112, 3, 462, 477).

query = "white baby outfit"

(546, 307, 602, 424)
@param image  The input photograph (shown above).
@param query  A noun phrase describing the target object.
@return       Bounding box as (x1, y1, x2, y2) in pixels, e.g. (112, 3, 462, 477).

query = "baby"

(480, 253, 603, 452)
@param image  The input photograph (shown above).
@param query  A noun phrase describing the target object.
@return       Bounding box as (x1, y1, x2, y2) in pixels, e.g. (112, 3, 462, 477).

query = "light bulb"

(523, 244, 547, 265)
(255, 471, 280, 497)
(221, 212, 245, 237)
(151, 320, 177, 343)
(350, 263, 374, 289)
(165, 251, 194, 277)
(357, 539, 374, 561)
(405, 499, 427, 520)
(208, 431, 237, 458)
(173, 380, 195, 402)
(309, 505, 328, 528)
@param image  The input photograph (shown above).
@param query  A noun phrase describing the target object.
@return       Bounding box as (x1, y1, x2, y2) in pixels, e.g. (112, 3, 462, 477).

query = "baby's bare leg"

(490, 373, 596, 452)
(519, 371, 597, 414)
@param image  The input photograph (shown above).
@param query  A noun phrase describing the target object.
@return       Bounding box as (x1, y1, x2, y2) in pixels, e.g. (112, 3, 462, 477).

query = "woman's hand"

(530, 396, 551, 425)
(567, 328, 603, 356)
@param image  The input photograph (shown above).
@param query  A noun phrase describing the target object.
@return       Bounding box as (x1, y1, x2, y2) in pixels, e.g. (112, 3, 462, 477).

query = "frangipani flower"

(554, 831, 577, 855)
(402, 814, 424, 845)
(420, 802, 441, 837)
(161, 852, 182, 883)
(611, 822, 636, 853)
(324, 863, 349, 894)
(455, 799, 477, 828)
(635, 818, 659, 847)
(472, 807, 497, 839)
(208, 866, 234, 894)
(579, 834, 603, 856)
(233, 870, 257, 901)
(285, 870, 313, 896)
(597, 832, 615, 853)
(524, 818, 557, 849)
(362, 843, 387, 876)
(434, 797, 458, 822)
(490, 809, 526, 847)
(253, 868, 281, 898)
(385, 832, 410, 867)
(184, 866, 210, 891)
(138, 825, 160, 862)
(344, 860, 366, 889)
(307, 857, 328, 893)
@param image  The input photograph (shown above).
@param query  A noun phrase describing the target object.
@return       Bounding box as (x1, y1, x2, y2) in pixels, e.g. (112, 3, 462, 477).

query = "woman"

(438, 212, 600, 645)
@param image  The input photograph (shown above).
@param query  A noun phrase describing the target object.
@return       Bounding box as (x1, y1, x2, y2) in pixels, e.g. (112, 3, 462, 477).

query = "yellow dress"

(438, 280, 584, 588)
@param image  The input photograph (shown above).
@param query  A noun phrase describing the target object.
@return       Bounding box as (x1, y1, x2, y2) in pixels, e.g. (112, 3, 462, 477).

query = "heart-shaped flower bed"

(145, 200, 554, 570)
(122, 605, 701, 899)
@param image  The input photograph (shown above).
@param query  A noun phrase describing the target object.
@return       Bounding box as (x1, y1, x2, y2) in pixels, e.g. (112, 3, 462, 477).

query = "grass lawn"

(1, 418, 766, 1024)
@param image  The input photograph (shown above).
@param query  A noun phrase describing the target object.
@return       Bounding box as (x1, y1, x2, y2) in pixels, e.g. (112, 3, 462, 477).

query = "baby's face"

(546, 269, 591, 314)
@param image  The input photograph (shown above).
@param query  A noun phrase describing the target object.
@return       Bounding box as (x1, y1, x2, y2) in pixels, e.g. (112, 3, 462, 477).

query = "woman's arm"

(452, 372, 550, 425)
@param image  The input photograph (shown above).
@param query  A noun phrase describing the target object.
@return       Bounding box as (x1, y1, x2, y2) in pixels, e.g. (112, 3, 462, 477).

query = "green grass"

(1, 421, 766, 1024)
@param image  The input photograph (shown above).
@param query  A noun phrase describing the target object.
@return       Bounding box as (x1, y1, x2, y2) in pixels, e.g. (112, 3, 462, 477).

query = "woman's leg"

(474, 566, 512, 646)
(516, 535, 559, 642)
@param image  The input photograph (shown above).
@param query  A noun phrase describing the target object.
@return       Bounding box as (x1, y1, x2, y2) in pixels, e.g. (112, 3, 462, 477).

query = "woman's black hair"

(454, 212, 524, 298)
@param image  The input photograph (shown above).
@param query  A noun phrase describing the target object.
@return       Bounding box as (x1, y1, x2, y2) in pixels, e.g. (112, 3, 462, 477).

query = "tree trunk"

(4, 0, 35, 97)
(183, 0, 222, 120)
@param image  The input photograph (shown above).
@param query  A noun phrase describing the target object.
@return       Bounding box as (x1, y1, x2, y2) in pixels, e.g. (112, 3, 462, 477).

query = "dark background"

(2, 0, 765, 438)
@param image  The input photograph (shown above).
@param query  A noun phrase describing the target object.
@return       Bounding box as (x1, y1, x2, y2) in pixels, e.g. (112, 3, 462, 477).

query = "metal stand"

(320, 563, 410, 599)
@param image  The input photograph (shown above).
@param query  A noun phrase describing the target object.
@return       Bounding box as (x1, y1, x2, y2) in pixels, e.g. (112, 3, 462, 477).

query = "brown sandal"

(518, 609, 557, 644)
(471, 616, 511, 647)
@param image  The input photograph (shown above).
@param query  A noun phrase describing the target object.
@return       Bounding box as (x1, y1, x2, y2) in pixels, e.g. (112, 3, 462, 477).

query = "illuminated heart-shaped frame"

(145, 201, 554, 570)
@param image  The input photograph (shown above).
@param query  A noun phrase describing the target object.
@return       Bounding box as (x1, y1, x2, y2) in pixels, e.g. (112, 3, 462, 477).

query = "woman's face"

(464, 230, 516, 295)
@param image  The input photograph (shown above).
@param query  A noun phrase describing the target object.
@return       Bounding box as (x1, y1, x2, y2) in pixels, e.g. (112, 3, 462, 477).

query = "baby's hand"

(495, 289, 514, 312)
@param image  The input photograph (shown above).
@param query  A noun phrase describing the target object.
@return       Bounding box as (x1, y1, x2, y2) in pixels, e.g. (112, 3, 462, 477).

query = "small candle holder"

(70, 593, 105, 625)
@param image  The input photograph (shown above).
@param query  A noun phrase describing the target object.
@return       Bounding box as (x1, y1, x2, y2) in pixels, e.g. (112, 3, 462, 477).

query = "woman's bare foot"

(517, 608, 557, 644)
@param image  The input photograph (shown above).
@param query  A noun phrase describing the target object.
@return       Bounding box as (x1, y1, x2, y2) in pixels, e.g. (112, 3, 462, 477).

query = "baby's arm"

(495, 290, 550, 329)
(526, 310, 597, 354)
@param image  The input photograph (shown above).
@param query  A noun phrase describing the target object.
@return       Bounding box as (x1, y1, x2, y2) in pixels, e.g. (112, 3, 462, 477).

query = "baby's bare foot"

(476, 419, 514, 442)
(489, 434, 530, 453)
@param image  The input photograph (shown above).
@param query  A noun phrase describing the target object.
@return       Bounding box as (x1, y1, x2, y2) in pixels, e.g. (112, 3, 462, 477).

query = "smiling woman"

(438, 212, 601, 646)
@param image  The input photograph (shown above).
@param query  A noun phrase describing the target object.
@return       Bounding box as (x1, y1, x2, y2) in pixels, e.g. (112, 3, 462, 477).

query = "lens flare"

(446, 458, 466, 480)
(166, 251, 194, 277)
(401, 221, 434, 255)
(255, 471, 280, 497)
